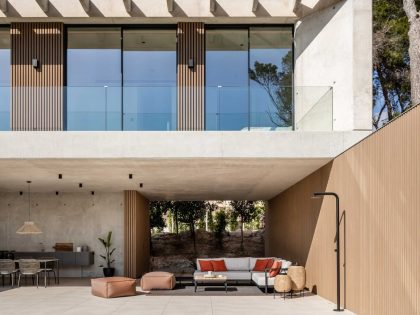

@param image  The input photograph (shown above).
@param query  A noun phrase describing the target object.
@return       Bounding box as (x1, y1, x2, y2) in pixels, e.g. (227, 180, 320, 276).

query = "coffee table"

(194, 275, 227, 293)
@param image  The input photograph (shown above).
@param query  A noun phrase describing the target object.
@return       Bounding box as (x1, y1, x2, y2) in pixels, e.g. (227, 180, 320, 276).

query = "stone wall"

(151, 229, 265, 274)
(0, 192, 124, 277)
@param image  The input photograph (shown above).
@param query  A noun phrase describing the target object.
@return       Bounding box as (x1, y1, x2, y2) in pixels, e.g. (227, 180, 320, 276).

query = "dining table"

(15, 258, 60, 288)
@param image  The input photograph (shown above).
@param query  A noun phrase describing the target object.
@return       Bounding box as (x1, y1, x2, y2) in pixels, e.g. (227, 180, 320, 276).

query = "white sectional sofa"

(194, 257, 292, 293)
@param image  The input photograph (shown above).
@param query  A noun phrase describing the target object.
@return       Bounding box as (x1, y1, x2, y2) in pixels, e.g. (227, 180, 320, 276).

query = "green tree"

(249, 51, 293, 127)
(174, 201, 209, 253)
(214, 211, 227, 235)
(229, 201, 257, 249)
(373, 0, 411, 128)
(149, 201, 170, 232)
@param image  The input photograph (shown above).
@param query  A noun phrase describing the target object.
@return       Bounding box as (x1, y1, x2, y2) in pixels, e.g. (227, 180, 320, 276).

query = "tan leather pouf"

(141, 271, 176, 290)
(91, 277, 136, 298)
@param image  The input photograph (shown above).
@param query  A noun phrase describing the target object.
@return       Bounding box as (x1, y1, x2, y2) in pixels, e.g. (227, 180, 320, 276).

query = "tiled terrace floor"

(0, 278, 355, 315)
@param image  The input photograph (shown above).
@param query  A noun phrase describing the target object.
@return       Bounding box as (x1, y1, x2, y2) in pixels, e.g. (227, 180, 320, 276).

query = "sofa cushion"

(252, 259, 269, 271)
(223, 257, 250, 271)
(198, 259, 214, 272)
(194, 271, 251, 281)
(249, 257, 275, 270)
(269, 260, 282, 277)
(251, 272, 275, 287)
(211, 260, 227, 272)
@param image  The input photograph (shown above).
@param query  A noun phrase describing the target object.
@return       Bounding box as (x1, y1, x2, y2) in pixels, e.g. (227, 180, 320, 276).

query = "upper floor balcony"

(0, 85, 333, 132)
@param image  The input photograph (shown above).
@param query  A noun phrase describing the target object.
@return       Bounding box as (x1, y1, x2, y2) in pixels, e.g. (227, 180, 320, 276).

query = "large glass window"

(123, 29, 176, 130)
(67, 28, 122, 130)
(0, 28, 10, 131)
(205, 29, 249, 131)
(249, 27, 293, 130)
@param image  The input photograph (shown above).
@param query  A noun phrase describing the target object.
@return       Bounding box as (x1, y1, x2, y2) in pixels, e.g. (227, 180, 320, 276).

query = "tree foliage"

(150, 201, 171, 232)
(249, 51, 293, 127)
(373, 0, 411, 128)
(229, 200, 258, 249)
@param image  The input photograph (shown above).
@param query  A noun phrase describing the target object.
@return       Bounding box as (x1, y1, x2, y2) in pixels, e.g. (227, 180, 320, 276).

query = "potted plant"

(98, 231, 116, 277)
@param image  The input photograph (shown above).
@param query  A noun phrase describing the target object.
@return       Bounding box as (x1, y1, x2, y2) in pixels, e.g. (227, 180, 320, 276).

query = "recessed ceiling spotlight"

(129, 174, 133, 179)
(19, 191, 23, 195)
(58, 174, 62, 179)
(79, 183, 83, 188)
(56, 191, 59, 195)
(91, 191, 95, 195)
(139, 183, 143, 188)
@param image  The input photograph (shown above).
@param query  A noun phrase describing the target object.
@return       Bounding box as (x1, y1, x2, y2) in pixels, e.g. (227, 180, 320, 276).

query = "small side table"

(274, 274, 292, 300)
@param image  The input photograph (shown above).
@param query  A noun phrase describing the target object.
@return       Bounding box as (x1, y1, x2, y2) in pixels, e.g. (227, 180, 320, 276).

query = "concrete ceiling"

(0, 157, 330, 201)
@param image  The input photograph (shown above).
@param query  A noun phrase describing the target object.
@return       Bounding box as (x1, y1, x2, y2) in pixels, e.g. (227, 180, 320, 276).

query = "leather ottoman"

(140, 272, 176, 290)
(91, 277, 136, 298)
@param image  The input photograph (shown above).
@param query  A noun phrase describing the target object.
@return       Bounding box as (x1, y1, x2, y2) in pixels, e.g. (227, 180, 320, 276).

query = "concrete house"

(0, 1, 418, 314)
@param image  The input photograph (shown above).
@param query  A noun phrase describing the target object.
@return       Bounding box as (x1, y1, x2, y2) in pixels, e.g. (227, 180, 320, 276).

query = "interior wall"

(124, 190, 150, 278)
(267, 105, 420, 315)
(0, 192, 124, 277)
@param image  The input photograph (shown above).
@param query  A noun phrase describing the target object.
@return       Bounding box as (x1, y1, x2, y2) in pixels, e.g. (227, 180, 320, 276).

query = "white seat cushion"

(251, 272, 275, 287)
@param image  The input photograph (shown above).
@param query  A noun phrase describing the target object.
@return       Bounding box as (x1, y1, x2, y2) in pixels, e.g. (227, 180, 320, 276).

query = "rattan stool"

(287, 266, 306, 297)
(274, 274, 292, 300)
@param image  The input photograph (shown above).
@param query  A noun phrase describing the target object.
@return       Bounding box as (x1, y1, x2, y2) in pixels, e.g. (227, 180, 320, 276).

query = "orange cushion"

(269, 260, 282, 278)
(198, 260, 214, 272)
(253, 259, 269, 271)
(211, 260, 227, 272)
(266, 259, 274, 269)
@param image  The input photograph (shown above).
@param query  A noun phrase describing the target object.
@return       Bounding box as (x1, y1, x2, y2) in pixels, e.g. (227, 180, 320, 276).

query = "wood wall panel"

(177, 22, 205, 130)
(267, 105, 420, 315)
(124, 190, 150, 279)
(11, 22, 63, 131)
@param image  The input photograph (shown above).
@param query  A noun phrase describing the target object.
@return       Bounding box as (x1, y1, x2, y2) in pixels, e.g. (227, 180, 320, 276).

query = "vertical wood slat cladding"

(177, 22, 205, 130)
(266, 105, 420, 315)
(124, 190, 150, 279)
(11, 22, 63, 131)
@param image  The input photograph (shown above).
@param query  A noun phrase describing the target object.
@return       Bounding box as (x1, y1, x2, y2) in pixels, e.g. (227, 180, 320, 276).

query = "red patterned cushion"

(253, 259, 269, 271)
(269, 260, 282, 278)
(211, 260, 227, 272)
(198, 260, 214, 272)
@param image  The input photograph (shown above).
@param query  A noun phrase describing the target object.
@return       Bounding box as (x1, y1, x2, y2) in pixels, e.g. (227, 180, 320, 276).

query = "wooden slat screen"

(124, 190, 150, 279)
(177, 22, 205, 130)
(11, 22, 64, 131)
(267, 105, 420, 315)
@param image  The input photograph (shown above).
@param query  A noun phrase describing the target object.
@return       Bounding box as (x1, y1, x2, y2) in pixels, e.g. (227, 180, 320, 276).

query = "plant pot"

(103, 267, 115, 277)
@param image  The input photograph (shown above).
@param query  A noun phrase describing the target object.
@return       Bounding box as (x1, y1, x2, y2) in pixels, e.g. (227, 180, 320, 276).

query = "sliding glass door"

(0, 28, 10, 131)
(67, 28, 122, 131)
(205, 29, 249, 131)
(123, 29, 177, 131)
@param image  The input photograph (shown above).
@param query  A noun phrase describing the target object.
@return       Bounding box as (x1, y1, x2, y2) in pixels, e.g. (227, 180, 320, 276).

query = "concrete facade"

(0, 192, 124, 277)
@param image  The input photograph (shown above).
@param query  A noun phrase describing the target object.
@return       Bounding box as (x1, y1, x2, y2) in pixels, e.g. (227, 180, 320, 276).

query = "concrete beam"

(79, 0, 90, 13)
(294, 0, 343, 18)
(167, 0, 174, 12)
(210, 0, 216, 13)
(252, 0, 259, 12)
(35, 0, 48, 12)
(0, 0, 7, 13)
(123, 0, 131, 13)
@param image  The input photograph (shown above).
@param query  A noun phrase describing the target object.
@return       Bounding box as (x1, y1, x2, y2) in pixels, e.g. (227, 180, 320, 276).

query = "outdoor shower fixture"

(312, 192, 343, 312)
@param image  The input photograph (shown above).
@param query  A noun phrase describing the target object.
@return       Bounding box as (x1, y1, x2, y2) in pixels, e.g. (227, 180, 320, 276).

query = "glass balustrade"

(0, 85, 333, 131)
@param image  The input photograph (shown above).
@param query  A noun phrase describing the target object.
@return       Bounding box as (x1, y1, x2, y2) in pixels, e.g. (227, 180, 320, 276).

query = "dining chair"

(39, 257, 57, 285)
(17, 259, 42, 288)
(0, 259, 18, 288)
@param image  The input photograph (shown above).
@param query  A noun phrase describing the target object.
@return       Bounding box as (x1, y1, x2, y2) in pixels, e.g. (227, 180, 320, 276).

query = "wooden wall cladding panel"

(11, 22, 64, 131)
(124, 190, 150, 279)
(177, 22, 205, 130)
(267, 105, 420, 315)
